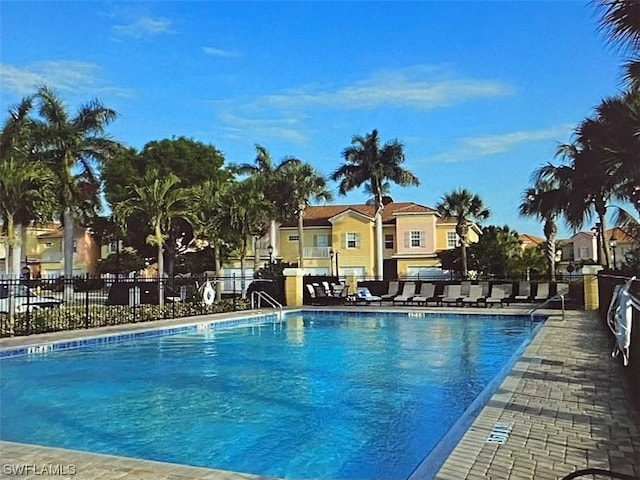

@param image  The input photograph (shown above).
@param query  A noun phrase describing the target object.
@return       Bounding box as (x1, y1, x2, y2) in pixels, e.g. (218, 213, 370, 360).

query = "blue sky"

(0, 1, 627, 239)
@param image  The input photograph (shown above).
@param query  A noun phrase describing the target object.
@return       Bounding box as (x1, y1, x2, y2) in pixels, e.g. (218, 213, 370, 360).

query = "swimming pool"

(0, 311, 542, 479)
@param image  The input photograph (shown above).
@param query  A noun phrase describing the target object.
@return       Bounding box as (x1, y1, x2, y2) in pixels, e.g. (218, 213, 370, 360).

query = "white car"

(0, 283, 63, 314)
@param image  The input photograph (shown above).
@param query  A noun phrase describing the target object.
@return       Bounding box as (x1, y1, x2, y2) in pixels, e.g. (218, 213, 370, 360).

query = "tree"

(0, 97, 56, 277)
(34, 86, 119, 287)
(102, 137, 230, 264)
(275, 162, 333, 269)
(332, 129, 419, 279)
(594, 0, 640, 86)
(519, 178, 564, 281)
(436, 188, 490, 279)
(232, 145, 300, 258)
(468, 225, 522, 278)
(114, 169, 194, 306)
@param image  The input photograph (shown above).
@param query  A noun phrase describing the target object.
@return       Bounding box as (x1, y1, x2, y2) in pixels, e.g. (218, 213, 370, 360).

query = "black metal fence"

(0, 275, 256, 338)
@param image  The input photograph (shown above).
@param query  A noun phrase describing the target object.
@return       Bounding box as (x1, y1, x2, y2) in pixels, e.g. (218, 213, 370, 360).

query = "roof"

(519, 233, 545, 247)
(280, 202, 438, 227)
(604, 227, 636, 244)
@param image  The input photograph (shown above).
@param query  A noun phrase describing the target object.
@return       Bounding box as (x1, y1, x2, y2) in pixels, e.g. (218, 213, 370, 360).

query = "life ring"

(202, 281, 215, 306)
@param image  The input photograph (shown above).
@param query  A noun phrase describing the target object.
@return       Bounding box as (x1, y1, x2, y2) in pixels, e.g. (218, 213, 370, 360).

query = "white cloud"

(112, 16, 173, 38)
(426, 125, 573, 164)
(203, 47, 240, 58)
(217, 112, 309, 145)
(0, 62, 134, 98)
(259, 65, 513, 111)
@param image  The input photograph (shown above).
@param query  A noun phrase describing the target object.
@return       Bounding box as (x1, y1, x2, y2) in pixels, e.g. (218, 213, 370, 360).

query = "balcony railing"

(40, 253, 63, 263)
(303, 247, 331, 258)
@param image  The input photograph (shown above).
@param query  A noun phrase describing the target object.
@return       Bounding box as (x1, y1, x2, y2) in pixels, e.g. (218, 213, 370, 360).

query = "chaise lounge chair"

(484, 284, 512, 307)
(533, 282, 550, 301)
(392, 282, 416, 305)
(441, 284, 463, 306)
(380, 281, 400, 302)
(462, 284, 486, 307)
(410, 283, 437, 306)
(514, 281, 532, 301)
(352, 287, 383, 305)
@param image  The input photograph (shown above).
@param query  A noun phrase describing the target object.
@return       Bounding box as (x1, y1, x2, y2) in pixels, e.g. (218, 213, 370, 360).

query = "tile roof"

(280, 202, 438, 227)
(519, 233, 545, 246)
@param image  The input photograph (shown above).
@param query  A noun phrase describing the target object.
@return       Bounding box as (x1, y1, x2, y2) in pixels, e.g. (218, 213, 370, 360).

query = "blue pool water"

(0, 312, 540, 479)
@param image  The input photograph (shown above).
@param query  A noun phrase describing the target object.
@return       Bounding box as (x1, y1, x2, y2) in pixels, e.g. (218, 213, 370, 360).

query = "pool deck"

(1, 307, 639, 480)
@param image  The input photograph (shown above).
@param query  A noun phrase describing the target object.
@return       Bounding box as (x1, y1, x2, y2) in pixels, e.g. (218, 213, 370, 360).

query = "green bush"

(0, 298, 251, 337)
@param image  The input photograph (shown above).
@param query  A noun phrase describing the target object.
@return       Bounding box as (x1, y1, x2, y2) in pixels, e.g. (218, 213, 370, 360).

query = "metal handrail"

(560, 468, 639, 479)
(529, 292, 566, 321)
(250, 290, 283, 318)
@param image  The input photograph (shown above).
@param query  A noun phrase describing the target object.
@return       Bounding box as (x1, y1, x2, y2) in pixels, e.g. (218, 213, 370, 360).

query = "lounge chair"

(392, 282, 416, 305)
(354, 287, 382, 305)
(533, 282, 550, 301)
(380, 281, 400, 301)
(410, 283, 437, 306)
(485, 284, 512, 307)
(441, 284, 463, 306)
(462, 284, 485, 307)
(460, 281, 472, 297)
(514, 281, 532, 301)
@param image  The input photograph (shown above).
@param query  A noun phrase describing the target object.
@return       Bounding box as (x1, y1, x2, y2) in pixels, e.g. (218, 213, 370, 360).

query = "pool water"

(0, 312, 540, 479)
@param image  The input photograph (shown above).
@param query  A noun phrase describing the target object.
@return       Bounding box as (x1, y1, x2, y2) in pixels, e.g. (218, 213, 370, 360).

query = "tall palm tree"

(217, 178, 271, 296)
(0, 96, 56, 277)
(276, 162, 333, 269)
(519, 177, 564, 281)
(436, 188, 490, 279)
(594, 0, 640, 86)
(33, 86, 119, 287)
(332, 129, 419, 280)
(233, 145, 299, 257)
(114, 169, 193, 307)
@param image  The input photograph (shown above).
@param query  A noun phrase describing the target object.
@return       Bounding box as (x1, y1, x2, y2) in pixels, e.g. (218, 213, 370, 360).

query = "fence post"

(582, 265, 603, 310)
(172, 275, 176, 319)
(84, 286, 90, 329)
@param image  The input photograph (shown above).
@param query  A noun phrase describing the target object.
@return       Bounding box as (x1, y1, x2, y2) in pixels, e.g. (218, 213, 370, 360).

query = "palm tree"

(217, 178, 272, 296)
(276, 162, 333, 269)
(519, 178, 564, 281)
(0, 96, 56, 277)
(33, 86, 119, 287)
(436, 188, 490, 279)
(594, 0, 640, 86)
(233, 145, 299, 258)
(332, 129, 419, 280)
(114, 169, 193, 307)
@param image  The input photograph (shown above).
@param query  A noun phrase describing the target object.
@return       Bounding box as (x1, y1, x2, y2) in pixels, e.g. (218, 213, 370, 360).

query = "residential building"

(0, 222, 100, 278)
(222, 201, 480, 281)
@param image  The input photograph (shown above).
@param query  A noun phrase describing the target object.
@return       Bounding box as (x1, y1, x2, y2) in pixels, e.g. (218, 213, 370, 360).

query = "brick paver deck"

(434, 309, 640, 480)
(1, 308, 639, 479)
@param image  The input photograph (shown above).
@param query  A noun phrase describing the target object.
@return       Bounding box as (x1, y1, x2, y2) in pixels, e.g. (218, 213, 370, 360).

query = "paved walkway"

(435, 309, 640, 480)
(1, 308, 639, 480)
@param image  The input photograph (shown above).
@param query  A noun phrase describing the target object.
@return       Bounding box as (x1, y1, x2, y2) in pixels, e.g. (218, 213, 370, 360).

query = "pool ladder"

(528, 292, 566, 321)
(250, 291, 284, 319)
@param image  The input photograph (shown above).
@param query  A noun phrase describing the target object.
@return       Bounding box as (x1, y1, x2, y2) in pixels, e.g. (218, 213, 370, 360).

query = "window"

(288, 235, 299, 242)
(108, 242, 118, 254)
(44, 242, 53, 248)
(447, 232, 458, 249)
(384, 234, 394, 249)
(72, 240, 78, 253)
(404, 231, 425, 248)
(313, 234, 330, 247)
(346, 232, 360, 249)
(578, 246, 589, 259)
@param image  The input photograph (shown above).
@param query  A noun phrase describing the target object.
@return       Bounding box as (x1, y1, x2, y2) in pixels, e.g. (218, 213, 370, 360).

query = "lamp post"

(334, 250, 340, 278)
(609, 234, 617, 270)
(329, 248, 334, 276)
(267, 244, 274, 264)
(591, 223, 602, 265)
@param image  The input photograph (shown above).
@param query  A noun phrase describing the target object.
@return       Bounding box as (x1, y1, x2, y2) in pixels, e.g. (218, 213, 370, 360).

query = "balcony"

(303, 247, 331, 258)
(40, 252, 63, 263)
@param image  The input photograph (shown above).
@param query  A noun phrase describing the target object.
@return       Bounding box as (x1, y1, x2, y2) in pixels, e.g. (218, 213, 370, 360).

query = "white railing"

(250, 290, 284, 319)
(303, 247, 331, 258)
(40, 253, 63, 263)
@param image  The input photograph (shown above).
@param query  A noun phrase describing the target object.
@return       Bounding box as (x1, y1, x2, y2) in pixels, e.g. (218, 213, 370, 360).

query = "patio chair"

(380, 281, 400, 301)
(355, 287, 383, 305)
(410, 283, 437, 306)
(514, 281, 532, 301)
(441, 284, 463, 306)
(392, 282, 416, 305)
(533, 282, 550, 301)
(460, 280, 472, 296)
(462, 284, 485, 307)
(485, 284, 512, 307)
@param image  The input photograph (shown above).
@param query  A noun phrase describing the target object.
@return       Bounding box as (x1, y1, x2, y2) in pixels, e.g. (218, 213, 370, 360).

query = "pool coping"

(2, 306, 637, 479)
